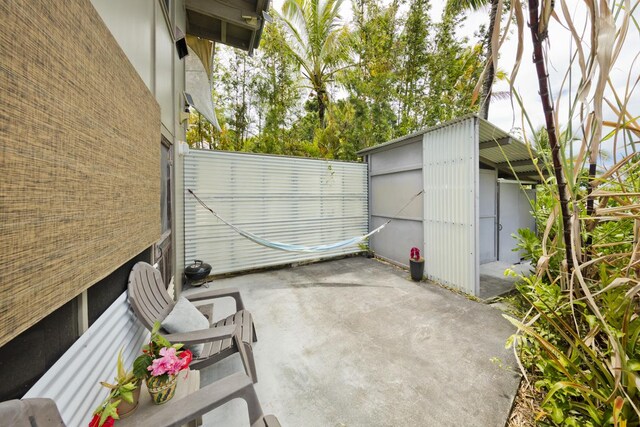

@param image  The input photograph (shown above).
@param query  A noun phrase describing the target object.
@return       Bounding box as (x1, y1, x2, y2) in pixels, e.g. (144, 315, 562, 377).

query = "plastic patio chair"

(0, 373, 281, 427)
(128, 262, 258, 382)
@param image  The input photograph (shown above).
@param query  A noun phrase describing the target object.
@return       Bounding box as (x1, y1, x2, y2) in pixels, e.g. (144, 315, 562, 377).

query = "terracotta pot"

(409, 258, 424, 281)
(146, 374, 177, 405)
(115, 383, 141, 418)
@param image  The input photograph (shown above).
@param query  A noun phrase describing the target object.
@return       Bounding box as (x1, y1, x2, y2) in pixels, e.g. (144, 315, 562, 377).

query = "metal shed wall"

(184, 151, 368, 275)
(367, 138, 424, 266)
(423, 119, 478, 295)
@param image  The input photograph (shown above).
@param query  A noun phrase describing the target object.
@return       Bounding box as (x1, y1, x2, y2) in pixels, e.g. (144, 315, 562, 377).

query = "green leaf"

(119, 390, 133, 404)
(99, 400, 120, 425)
(133, 355, 151, 379)
(550, 403, 564, 424)
(628, 360, 640, 371)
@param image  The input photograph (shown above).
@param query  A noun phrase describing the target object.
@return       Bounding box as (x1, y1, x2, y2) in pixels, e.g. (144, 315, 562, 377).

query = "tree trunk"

(528, 0, 574, 271)
(479, 0, 498, 120)
(317, 89, 326, 128)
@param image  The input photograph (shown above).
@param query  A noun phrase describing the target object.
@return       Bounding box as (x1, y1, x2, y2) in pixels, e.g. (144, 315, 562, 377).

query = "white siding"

(156, 5, 175, 133)
(184, 151, 368, 275)
(90, 0, 155, 91)
(423, 118, 478, 294)
(25, 293, 149, 427)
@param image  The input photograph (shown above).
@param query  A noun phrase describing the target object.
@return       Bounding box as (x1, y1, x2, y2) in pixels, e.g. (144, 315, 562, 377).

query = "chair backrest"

(127, 262, 176, 330)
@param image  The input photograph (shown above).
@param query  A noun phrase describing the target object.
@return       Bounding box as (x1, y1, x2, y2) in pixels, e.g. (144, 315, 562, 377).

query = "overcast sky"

(271, 1, 640, 148)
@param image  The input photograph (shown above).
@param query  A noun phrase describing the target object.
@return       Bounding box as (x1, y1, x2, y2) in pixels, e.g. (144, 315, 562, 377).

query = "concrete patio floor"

(185, 257, 521, 426)
(479, 261, 534, 300)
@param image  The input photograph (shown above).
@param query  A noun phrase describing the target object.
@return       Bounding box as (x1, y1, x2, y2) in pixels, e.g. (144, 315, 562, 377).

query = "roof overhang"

(185, 0, 270, 55)
(358, 115, 546, 183)
(476, 117, 544, 182)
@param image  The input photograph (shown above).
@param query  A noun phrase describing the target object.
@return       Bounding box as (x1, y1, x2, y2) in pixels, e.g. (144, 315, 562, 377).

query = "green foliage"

(506, 273, 640, 426)
(197, 0, 486, 160)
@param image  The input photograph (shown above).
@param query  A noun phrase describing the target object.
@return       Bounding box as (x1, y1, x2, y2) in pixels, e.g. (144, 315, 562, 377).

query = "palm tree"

(277, 0, 350, 127)
(446, 0, 499, 120)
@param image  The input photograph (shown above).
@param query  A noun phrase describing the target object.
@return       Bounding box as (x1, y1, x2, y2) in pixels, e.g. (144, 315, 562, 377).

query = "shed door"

(499, 181, 535, 264)
(479, 169, 497, 263)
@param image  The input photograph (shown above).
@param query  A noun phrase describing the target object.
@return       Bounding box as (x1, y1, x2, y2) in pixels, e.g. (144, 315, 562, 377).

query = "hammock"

(188, 189, 423, 253)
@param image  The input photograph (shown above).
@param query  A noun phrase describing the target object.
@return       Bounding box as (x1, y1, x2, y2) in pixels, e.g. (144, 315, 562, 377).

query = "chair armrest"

(131, 373, 264, 427)
(184, 287, 245, 311)
(163, 325, 237, 345)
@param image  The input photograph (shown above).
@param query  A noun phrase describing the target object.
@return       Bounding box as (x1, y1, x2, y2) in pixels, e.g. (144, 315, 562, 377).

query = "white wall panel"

(371, 170, 423, 220)
(184, 151, 368, 274)
(156, 4, 175, 132)
(91, 0, 154, 90)
(423, 118, 478, 294)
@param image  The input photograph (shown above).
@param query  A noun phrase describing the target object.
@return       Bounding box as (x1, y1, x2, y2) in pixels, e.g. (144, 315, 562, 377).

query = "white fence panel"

(184, 151, 368, 275)
(25, 293, 149, 427)
(423, 118, 478, 295)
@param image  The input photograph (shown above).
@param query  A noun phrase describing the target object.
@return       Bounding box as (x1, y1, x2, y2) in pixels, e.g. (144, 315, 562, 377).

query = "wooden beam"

(221, 21, 227, 44)
(479, 137, 510, 150)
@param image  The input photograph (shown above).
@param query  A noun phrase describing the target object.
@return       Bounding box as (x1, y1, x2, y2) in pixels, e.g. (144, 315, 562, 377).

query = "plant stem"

(527, 0, 574, 271)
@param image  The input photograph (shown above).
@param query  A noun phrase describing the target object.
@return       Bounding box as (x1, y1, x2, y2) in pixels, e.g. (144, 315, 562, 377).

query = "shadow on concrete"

(479, 261, 533, 301)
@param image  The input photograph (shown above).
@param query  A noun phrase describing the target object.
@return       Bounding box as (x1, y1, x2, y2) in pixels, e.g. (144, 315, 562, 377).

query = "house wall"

(0, 0, 188, 401)
(366, 137, 424, 268)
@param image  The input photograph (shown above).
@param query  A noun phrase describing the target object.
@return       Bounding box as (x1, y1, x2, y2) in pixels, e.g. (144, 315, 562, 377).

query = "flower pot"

(409, 258, 424, 281)
(146, 375, 177, 405)
(114, 383, 141, 418)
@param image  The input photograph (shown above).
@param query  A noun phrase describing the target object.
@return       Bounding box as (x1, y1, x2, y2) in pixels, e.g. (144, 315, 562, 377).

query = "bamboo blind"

(0, 0, 161, 347)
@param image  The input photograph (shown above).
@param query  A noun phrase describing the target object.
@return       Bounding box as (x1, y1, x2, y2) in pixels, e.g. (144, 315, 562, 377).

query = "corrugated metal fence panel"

(25, 292, 149, 427)
(423, 118, 478, 295)
(184, 151, 368, 274)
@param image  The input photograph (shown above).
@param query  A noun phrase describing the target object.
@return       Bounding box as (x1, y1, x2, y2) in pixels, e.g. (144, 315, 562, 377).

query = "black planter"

(409, 258, 424, 281)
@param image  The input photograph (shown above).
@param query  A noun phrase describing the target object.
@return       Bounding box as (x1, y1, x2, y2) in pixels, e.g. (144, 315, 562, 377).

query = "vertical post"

(472, 118, 481, 297)
(77, 290, 89, 334)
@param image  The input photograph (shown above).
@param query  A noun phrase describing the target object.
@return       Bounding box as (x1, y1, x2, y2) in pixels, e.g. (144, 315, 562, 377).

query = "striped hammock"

(188, 189, 422, 253)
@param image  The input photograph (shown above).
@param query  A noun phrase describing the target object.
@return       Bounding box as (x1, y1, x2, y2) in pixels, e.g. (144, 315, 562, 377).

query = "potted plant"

(409, 247, 424, 281)
(133, 322, 192, 405)
(89, 350, 141, 427)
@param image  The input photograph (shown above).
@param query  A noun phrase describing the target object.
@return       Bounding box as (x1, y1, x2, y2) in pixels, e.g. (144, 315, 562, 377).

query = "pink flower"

(147, 347, 189, 376)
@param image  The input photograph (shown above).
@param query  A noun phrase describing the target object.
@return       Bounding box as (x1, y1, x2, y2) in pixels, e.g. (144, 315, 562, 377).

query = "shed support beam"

(479, 137, 511, 150)
(495, 158, 535, 167)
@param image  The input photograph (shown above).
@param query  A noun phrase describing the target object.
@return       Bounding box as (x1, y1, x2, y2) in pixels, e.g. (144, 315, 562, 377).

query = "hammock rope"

(187, 189, 424, 253)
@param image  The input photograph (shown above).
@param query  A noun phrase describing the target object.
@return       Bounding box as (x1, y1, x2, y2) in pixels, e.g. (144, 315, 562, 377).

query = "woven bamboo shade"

(0, 0, 161, 347)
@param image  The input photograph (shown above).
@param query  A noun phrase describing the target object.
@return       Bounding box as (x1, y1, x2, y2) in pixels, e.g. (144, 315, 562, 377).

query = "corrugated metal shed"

(184, 150, 368, 275)
(422, 119, 478, 295)
(359, 115, 538, 296)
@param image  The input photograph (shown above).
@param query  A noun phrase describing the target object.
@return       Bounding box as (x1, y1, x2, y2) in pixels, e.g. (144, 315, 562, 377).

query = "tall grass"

(488, 0, 640, 424)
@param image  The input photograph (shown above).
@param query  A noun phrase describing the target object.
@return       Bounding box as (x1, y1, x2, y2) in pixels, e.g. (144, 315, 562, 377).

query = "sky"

(271, 1, 639, 153)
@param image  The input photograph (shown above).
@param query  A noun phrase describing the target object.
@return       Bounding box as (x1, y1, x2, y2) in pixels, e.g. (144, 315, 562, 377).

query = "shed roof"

(357, 115, 543, 181)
